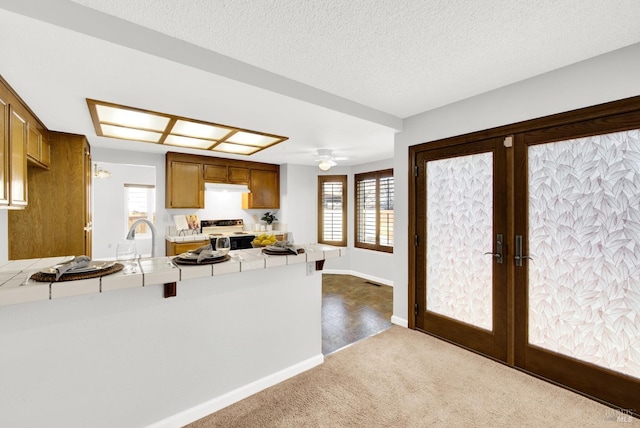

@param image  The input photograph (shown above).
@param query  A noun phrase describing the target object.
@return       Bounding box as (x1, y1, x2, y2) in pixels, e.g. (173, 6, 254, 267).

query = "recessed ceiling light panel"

(226, 132, 280, 147)
(87, 99, 288, 155)
(171, 120, 232, 140)
(100, 124, 163, 143)
(95, 104, 169, 131)
(164, 134, 214, 149)
(213, 142, 261, 155)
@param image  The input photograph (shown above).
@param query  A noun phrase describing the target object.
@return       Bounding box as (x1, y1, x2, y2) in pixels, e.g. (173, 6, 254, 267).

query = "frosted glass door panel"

(426, 153, 493, 331)
(528, 130, 640, 379)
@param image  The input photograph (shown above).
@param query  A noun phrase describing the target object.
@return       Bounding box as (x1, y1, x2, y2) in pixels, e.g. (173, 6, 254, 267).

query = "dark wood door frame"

(408, 95, 640, 416)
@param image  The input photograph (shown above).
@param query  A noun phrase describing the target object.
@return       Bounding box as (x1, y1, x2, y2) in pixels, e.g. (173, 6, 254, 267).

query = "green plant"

(261, 211, 278, 225)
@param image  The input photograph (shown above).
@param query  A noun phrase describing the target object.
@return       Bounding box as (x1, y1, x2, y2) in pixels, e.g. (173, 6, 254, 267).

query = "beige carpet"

(186, 326, 635, 427)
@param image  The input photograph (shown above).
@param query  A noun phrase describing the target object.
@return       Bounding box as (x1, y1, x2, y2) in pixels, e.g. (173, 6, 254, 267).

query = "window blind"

(322, 181, 344, 241)
(318, 175, 347, 246)
(355, 169, 394, 252)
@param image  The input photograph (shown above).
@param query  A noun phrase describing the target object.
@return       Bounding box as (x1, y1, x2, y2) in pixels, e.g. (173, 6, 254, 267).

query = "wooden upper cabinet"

(40, 135, 51, 167)
(0, 75, 51, 210)
(203, 164, 227, 182)
(9, 107, 28, 207)
(228, 166, 249, 184)
(0, 96, 8, 205)
(26, 123, 50, 168)
(166, 151, 278, 209)
(203, 164, 249, 184)
(166, 160, 203, 208)
(27, 125, 39, 160)
(242, 169, 279, 209)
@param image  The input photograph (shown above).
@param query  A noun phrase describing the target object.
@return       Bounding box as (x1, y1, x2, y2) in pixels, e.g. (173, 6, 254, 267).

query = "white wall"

(0, 263, 322, 427)
(392, 42, 640, 324)
(280, 164, 318, 244)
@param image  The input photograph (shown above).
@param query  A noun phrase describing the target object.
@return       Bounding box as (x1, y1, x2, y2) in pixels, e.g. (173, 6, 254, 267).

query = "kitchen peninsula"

(0, 245, 344, 428)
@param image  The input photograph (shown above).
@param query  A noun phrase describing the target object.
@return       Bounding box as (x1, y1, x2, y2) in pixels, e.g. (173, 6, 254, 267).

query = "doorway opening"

(322, 273, 393, 355)
(92, 161, 156, 260)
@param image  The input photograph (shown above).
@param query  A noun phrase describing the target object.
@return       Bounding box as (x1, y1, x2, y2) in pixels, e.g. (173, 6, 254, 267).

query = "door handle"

(514, 235, 534, 266)
(484, 234, 503, 264)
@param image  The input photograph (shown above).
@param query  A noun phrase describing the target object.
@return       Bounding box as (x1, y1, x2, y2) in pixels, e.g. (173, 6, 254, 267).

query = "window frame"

(354, 168, 394, 253)
(317, 175, 348, 246)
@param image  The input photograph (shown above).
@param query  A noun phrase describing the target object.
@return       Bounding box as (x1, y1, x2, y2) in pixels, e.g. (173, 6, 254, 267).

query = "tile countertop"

(0, 244, 345, 307)
(165, 231, 289, 242)
(165, 233, 209, 243)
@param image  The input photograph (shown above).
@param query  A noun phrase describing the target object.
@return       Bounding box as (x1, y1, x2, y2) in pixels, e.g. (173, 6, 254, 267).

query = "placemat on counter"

(172, 254, 231, 265)
(30, 263, 124, 282)
(262, 248, 305, 256)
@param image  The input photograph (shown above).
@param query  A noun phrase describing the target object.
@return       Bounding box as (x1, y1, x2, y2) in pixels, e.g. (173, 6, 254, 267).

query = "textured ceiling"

(67, 0, 640, 117)
(1, 1, 640, 167)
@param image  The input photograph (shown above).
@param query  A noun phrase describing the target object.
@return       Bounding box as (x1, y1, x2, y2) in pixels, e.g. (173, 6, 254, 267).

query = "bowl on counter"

(251, 233, 278, 247)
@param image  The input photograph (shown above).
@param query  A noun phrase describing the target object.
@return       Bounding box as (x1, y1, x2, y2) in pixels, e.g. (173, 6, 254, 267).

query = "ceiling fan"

(315, 149, 347, 171)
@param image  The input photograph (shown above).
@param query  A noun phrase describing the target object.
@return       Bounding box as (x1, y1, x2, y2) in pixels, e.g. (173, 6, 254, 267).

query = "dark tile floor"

(322, 274, 393, 355)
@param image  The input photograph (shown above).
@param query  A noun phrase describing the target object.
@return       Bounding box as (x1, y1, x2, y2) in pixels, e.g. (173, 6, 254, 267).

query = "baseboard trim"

(322, 269, 394, 287)
(391, 316, 408, 328)
(147, 354, 325, 428)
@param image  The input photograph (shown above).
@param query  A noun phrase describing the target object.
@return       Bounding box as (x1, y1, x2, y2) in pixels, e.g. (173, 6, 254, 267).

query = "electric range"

(200, 219, 255, 250)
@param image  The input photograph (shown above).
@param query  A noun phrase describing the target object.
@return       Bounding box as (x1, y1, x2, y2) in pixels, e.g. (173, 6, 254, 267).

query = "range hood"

(205, 182, 251, 193)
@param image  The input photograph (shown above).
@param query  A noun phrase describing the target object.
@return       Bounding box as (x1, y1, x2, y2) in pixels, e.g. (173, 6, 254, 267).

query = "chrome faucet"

(126, 219, 157, 258)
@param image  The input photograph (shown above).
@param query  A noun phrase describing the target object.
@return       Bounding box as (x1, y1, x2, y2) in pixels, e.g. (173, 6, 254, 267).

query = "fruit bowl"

(251, 233, 277, 248)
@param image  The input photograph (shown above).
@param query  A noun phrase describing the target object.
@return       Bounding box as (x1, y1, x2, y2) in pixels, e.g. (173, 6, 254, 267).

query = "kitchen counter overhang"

(0, 244, 345, 306)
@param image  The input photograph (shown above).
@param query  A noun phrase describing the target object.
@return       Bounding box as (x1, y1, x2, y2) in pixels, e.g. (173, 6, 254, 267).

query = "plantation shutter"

(355, 169, 394, 252)
(379, 175, 394, 247)
(356, 178, 377, 244)
(318, 175, 347, 246)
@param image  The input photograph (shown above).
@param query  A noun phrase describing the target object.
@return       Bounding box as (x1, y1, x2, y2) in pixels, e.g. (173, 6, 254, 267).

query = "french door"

(412, 102, 640, 413)
(514, 113, 640, 412)
(414, 137, 507, 361)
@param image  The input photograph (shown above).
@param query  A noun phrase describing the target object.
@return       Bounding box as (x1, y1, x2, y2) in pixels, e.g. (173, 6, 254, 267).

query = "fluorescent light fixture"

(101, 124, 163, 142)
(95, 104, 170, 131)
(87, 99, 288, 156)
(213, 142, 261, 155)
(171, 120, 232, 140)
(164, 135, 214, 149)
(226, 132, 280, 147)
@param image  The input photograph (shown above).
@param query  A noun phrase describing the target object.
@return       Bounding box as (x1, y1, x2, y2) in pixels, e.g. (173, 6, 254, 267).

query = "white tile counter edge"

(0, 244, 344, 307)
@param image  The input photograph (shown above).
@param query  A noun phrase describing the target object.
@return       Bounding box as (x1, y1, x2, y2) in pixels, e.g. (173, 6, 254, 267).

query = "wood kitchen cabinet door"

(228, 166, 249, 184)
(26, 123, 50, 168)
(166, 160, 203, 208)
(9, 107, 28, 207)
(203, 164, 227, 182)
(0, 96, 8, 205)
(242, 169, 279, 209)
(165, 240, 209, 256)
(27, 124, 40, 161)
